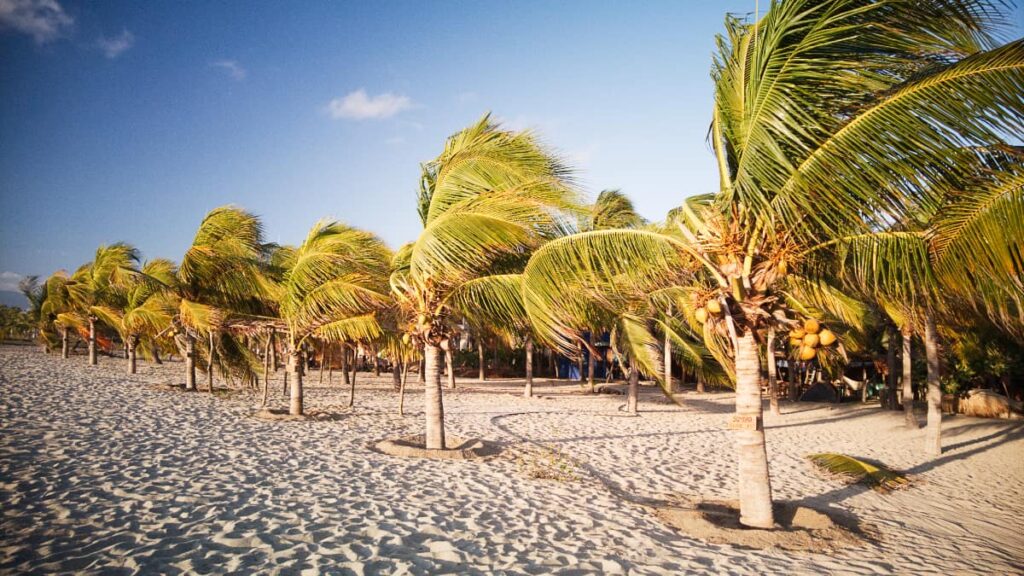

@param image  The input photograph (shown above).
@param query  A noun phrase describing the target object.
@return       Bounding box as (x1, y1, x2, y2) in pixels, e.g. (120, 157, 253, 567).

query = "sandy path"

(1, 345, 1022, 574)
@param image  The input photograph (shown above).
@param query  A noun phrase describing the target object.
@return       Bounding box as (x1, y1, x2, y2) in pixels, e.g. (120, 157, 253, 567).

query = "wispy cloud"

(210, 59, 246, 80)
(97, 28, 133, 58)
(327, 89, 412, 120)
(0, 0, 73, 44)
(0, 271, 24, 292)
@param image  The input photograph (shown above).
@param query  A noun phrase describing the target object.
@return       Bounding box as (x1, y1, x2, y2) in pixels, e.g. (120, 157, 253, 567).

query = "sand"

(1, 344, 1022, 574)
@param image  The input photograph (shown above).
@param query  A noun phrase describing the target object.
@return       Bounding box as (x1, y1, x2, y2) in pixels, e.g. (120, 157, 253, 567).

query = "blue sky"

(1, 1, 1022, 297)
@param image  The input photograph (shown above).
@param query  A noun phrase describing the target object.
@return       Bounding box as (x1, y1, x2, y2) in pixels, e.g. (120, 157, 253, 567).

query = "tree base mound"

(372, 435, 501, 460)
(654, 498, 867, 551)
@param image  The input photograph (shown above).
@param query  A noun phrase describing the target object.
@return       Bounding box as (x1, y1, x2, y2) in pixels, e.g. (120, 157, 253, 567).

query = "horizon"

(1, 1, 1022, 299)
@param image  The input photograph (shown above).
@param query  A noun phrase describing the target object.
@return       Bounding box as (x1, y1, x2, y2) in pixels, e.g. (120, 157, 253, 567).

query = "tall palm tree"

(524, 1, 1023, 528)
(171, 206, 268, 391)
(91, 259, 177, 374)
(263, 220, 391, 415)
(66, 243, 141, 365)
(391, 114, 579, 450)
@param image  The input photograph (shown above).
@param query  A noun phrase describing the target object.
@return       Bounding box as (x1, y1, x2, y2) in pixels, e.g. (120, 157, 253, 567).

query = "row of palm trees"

(19, 0, 1023, 530)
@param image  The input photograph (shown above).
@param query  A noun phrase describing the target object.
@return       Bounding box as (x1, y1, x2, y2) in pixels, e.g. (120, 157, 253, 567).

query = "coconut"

(804, 319, 821, 334)
(695, 308, 709, 324)
(706, 299, 722, 315)
(803, 333, 820, 347)
(819, 329, 837, 346)
(798, 346, 817, 361)
(789, 338, 803, 349)
(791, 328, 806, 339)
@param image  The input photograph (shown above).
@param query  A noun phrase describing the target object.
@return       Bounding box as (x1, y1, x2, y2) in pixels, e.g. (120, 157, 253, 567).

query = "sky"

(1, 1, 1022, 300)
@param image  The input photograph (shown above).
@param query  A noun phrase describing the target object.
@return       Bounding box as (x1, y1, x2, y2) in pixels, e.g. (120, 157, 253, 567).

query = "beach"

(1, 344, 1022, 575)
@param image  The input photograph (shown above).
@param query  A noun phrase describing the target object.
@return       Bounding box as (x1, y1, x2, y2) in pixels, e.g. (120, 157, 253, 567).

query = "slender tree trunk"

(348, 354, 358, 407)
(392, 361, 401, 390)
(88, 319, 97, 365)
(153, 346, 162, 365)
(319, 341, 326, 384)
(767, 328, 780, 416)
(349, 345, 358, 385)
(902, 329, 916, 427)
(127, 336, 137, 375)
(61, 329, 69, 359)
(270, 335, 278, 372)
(787, 358, 798, 401)
(664, 328, 674, 393)
(886, 326, 898, 410)
(734, 332, 775, 529)
(549, 348, 557, 378)
(861, 365, 868, 403)
(587, 332, 596, 392)
(424, 342, 446, 449)
(207, 331, 216, 393)
(924, 314, 942, 455)
(627, 363, 639, 414)
(185, 333, 197, 391)
(577, 343, 585, 390)
(288, 349, 303, 416)
(446, 348, 456, 389)
(477, 340, 485, 382)
(399, 357, 409, 416)
(697, 372, 706, 393)
(261, 332, 272, 408)
(524, 336, 534, 398)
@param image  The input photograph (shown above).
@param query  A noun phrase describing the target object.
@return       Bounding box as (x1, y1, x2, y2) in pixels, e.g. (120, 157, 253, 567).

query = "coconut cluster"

(788, 319, 836, 360)
(694, 298, 723, 324)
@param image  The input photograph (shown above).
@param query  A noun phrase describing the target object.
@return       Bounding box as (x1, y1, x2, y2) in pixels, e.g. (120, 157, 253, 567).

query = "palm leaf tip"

(807, 453, 911, 493)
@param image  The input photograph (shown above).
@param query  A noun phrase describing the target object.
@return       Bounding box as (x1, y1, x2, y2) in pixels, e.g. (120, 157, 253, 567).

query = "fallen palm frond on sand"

(807, 453, 910, 493)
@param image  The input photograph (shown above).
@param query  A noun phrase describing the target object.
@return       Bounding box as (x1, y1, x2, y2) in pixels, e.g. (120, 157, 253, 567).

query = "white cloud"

(0, 0, 73, 43)
(0, 271, 24, 292)
(210, 59, 246, 80)
(327, 89, 412, 120)
(97, 28, 133, 58)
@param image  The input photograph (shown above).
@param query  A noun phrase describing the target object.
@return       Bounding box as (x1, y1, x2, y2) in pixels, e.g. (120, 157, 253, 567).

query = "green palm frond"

(807, 453, 911, 493)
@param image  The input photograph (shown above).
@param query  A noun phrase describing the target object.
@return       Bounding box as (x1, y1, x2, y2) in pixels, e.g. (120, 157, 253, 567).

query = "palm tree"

(262, 220, 391, 415)
(524, 1, 1023, 528)
(171, 206, 268, 391)
(66, 243, 141, 365)
(391, 114, 579, 449)
(91, 259, 177, 374)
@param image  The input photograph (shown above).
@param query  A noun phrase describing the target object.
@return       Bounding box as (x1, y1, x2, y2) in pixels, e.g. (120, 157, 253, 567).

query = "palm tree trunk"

(924, 314, 942, 455)
(88, 319, 97, 365)
(446, 348, 456, 389)
(697, 371, 706, 393)
(153, 346, 162, 365)
(524, 336, 534, 398)
(288, 349, 303, 416)
(861, 365, 868, 403)
(587, 332, 596, 392)
(886, 326, 898, 410)
(399, 357, 409, 416)
(127, 336, 137, 375)
(664, 328, 674, 393)
(319, 342, 326, 384)
(341, 343, 350, 385)
(767, 327, 780, 416)
(185, 333, 197, 391)
(392, 362, 401, 390)
(348, 354, 358, 407)
(424, 342, 446, 449)
(734, 332, 775, 529)
(61, 329, 69, 359)
(477, 340, 485, 381)
(627, 363, 639, 414)
(902, 328, 916, 427)
(261, 333, 271, 408)
(207, 331, 216, 393)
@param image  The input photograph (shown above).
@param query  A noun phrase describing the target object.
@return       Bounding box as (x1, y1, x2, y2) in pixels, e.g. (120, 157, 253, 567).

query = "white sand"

(1, 344, 1021, 574)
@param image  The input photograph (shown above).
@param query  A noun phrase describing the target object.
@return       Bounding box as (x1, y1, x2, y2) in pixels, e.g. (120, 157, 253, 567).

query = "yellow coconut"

(803, 333, 820, 348)
(804, 318, 821, 334)
(401, 333, 410, 344)
(819, 329, 837, 346)
(706, 299, 722, 315)
(789, 337, 803, 349)
(798, 346, 817, 361)
(695, 307, 709, 324)
(791, 328, 806, 339)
